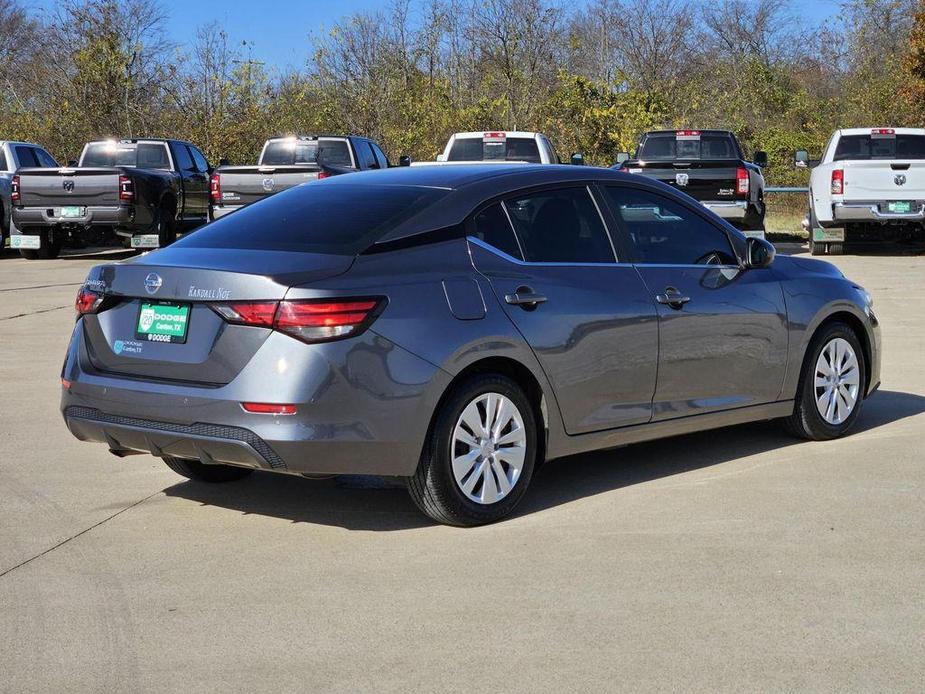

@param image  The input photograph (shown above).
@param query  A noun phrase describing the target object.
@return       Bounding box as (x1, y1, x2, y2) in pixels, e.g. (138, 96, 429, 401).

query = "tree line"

(1, 0, 924, 186)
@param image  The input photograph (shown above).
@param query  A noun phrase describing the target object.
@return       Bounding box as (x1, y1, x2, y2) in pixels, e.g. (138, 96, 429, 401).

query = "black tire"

(828, 242, 844, 255)
(156, 199, 177, 248)
(18, 229, 61, 260)
(162, 455, 254, 483)
(784, 321, 866, 441)
(408, 374, 538, 526)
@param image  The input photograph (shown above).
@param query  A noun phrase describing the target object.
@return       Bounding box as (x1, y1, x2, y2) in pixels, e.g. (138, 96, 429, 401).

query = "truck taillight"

(119, 175, 134, 201)
(317, 171, 331, 180)
(10, 174, 19, 203)
(210, 172, 221, 202)
(831, 169, 844, 195)
(736, 167, 749, 196)
(210, 298, 386, 344)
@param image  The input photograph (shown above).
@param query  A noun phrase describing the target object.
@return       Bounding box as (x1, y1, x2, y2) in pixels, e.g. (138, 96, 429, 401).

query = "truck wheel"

(19, 230, 61, 260)
(156, 200, 177, 247)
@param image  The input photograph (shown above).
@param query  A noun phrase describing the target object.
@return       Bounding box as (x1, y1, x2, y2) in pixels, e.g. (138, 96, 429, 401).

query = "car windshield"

(81, 142, 171, 169)
(175, 183, 450, 255)
(260, 139, 353, 167)
(447, 137, 541, 163)
(833, 134, 925, 160)
(638, 134, 737, 160)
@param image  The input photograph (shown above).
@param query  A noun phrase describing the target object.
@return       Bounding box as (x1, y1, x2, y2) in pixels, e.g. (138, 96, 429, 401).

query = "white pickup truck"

(417, 131, 572, 166)
(797, 127, 925, 255)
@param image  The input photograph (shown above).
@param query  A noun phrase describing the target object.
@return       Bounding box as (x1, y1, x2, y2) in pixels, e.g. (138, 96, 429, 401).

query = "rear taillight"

(736, 167, 749, 196)
(210, 173, 221, 202)
(10, 174, 19, 203)
(210, 298, 385, 344)
(75, 287, 104, 315)
(119, 175, 134, 201)
(241, 402, 297, 415)
(831, 169, 844, 195)
(317, 171, 331, 180)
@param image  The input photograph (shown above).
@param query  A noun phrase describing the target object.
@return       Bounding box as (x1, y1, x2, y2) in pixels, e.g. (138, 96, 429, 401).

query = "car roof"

(319, 164, 643, 244)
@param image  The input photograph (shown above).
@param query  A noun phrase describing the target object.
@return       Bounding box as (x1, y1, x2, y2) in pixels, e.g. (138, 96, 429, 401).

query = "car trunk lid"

(80, 248, 355, 385)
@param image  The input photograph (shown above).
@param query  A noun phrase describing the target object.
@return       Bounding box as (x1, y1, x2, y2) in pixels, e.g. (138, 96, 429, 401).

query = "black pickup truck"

(616, 130, 768, 233)
(11, 138, 210, 259)
(210, 135, 389, 220)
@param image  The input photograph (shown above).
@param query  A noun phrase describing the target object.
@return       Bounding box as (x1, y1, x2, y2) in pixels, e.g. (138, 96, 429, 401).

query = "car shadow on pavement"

(163, 389, 925, 531)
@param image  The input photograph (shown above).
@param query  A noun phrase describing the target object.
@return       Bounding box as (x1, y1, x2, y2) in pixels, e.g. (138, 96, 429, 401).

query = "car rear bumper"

(13, 204, 134, 228)
(833, 201, 925, 223)
(60, 324, 451, 477)
(702, 200, 747, 219)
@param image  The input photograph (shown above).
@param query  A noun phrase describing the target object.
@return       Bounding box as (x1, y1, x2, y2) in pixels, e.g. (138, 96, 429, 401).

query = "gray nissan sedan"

(62, 165, 881, 526)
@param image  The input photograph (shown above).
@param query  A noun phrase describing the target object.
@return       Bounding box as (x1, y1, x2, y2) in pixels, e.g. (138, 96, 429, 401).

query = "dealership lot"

(1, 245, 923, 692)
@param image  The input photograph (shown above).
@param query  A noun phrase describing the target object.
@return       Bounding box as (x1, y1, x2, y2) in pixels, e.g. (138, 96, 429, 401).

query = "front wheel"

(784, 322, 866, 440)
(408, 374, 537, 526)
(162, 456, 254, 483)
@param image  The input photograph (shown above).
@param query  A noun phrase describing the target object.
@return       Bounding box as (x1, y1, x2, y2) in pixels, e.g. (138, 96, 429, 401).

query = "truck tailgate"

(17, 167, 121, 207)
(217, 165, 321, 206)
(842, 161, 925, 200)
(632, 161, 740, 200)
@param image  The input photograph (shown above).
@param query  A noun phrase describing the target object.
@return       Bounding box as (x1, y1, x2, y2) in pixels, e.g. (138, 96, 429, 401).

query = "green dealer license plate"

(887, 201, 913, 213)
(135, 302, 190, 344)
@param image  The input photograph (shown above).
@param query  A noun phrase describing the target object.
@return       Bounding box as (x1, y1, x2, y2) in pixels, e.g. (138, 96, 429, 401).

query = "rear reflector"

(210, 298, 385, 344)
(61, 378, 72, 390)
(241, 402, 297, 415)
(831, 169, 844, 195)
(75, 287, 104, 315)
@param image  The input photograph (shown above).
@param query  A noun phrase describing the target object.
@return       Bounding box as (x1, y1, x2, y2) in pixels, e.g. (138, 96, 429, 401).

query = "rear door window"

(35, 148, 57, 167)
(0, 150, 7, 171)
(175, 183, 450, 255)
(357, 142, 377, 169)
(502, 187, 616, 263)
(190, 147, 210, 172)
(469, 203, 523, 259)
(370, 143, 389, 169)
(604, 186, 737, 265)
(172, 143, 194, 171)
(14, 146, 39, 167)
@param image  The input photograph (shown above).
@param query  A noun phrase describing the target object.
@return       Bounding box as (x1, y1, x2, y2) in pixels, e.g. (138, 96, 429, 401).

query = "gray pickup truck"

(210, 135, 389, 219)
(1, 141, 59, 251)
(11, 138, 211, 259)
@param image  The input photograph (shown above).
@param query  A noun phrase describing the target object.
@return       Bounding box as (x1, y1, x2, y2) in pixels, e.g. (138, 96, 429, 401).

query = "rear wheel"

(784, 322, 866, 440)
(156, 200, 177, 248)
(19, 228, 61, 260)
(162, 456, 254, 483)
(408, 374, 537, 526)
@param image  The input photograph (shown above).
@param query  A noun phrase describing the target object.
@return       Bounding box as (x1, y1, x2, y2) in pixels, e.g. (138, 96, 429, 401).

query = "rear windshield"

(81, 142, 172, 169)
(260, 139, 353, 168)
(447, 137, 541, 163)
(638, 133, 738, 161)
(833, 134, 925, 160)
(175, 182, 450, 255)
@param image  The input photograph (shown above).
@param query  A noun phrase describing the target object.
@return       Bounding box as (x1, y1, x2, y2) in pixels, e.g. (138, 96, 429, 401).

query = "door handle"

(505, 286, 547, 309)
(656, 287, 691, 309)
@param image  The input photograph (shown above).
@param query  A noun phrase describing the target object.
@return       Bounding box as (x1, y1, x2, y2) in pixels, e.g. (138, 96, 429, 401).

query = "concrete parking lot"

(1, 243, 923, 693)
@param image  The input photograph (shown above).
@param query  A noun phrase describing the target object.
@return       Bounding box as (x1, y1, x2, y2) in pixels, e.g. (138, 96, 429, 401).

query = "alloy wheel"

(814, 337, 861, 425)
(451, 392, 527, 505)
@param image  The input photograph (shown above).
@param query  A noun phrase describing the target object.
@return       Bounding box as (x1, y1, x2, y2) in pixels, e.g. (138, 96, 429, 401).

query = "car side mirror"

(746, 237, 775, 269)
(219, 158, 230, 167)
(570, 152, 585, 166)
(754, 150, 768, 167)
(615, 152, 630, 165)
(794, 150, 809, 169)
(398, 155, 412, 167)
(67, 159, 78, 167)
